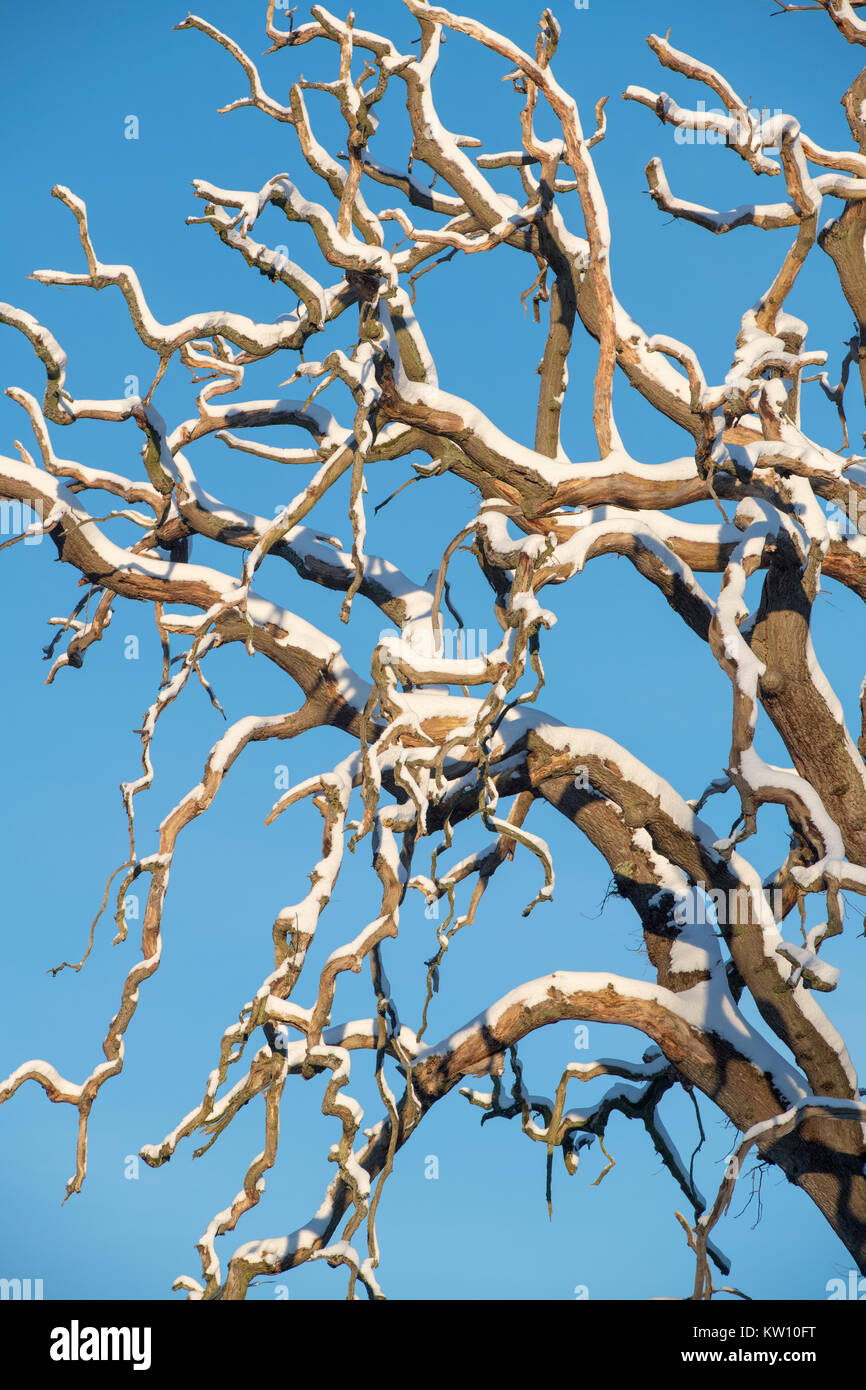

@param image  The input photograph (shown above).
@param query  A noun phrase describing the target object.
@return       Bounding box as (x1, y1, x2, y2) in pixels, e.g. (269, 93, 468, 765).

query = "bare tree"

(2, 0, 866, 1301)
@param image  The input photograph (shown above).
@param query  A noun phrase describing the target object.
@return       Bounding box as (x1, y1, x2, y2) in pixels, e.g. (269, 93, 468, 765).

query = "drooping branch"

(2, 0, 866, 1304)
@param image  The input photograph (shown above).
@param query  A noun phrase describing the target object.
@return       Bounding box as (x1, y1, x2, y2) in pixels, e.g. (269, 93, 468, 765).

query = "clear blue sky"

(1, 0, 864, 1301)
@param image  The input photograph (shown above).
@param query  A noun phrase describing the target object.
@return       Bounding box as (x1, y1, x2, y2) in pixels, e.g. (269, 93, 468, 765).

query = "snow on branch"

(1, 0, 866, 1302)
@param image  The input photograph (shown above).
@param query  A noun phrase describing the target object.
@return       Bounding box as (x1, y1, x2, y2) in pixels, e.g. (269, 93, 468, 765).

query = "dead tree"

(2, 0, 866, 1300)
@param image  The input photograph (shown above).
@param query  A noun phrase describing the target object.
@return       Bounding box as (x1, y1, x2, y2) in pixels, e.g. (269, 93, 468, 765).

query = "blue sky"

(1, 0, 864, 1301)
